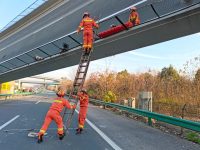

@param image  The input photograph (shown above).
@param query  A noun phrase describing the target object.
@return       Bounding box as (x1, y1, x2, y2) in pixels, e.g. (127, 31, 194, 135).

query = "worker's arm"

(93, 20, 99, 29)
(63, 99, 76, 109)
(77, 20, 84, 33)
(72, 95, 78, 99)
(135, 12, 141, 25)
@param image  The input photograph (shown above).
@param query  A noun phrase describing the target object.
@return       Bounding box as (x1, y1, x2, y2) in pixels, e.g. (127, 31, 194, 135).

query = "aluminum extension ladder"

(62, 50, 92, 133)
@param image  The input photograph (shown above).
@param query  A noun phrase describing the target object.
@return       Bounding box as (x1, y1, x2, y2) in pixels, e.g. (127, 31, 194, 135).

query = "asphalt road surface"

(0, 94, 199, 150)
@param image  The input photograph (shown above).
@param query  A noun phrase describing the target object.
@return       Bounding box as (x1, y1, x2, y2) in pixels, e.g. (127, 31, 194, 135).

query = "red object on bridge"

(98, 22, 133, 38)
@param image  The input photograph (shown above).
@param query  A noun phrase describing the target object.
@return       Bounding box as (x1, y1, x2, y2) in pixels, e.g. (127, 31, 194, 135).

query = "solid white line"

(0, 0, 95, 52)
(35, 100, 41, 104)
(75, 110, 122, 150)
(0, 115, 20, 130)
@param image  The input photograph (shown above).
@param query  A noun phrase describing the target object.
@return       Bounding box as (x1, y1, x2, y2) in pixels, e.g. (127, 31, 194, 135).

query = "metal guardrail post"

(148, 117, 152, 126)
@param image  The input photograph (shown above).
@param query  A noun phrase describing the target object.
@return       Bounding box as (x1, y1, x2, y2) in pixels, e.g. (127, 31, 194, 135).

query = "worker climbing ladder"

(62, 51, 92, 133)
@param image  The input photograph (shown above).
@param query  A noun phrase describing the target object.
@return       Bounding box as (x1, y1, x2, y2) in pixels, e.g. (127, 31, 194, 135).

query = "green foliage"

(195, 68, 200, 81)
(160, 65, 180, 80)
(87, 89, 96, 97)
(186, 132, 200, 144)
(66, 89, 71, 94)
(117, 69, 129, 77)
(156, 98, 177, 104)
(103, 91, 117, 103)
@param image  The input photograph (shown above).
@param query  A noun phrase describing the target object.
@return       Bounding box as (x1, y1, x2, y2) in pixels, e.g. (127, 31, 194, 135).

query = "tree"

(103, 91, 117, 103)
(195, 68, 200, 81)
(160, 65, 180, 80)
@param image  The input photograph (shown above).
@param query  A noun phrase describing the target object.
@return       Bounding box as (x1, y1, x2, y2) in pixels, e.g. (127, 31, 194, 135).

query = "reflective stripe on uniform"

(54, 100, 62, 103)
(79, 124, 84, 128)
(40, 129, 45, 133)
(58, 128, 63, 131)
(87, 45, 92, 48)
(83, 19, 93, 22)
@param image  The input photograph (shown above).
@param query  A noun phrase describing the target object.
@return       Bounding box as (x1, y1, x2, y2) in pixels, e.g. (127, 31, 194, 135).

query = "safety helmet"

(56, 86, 65, 97)
(83, 12, 90, 18)
(130, 6, 137, 11)
(81, 89, 87, 94)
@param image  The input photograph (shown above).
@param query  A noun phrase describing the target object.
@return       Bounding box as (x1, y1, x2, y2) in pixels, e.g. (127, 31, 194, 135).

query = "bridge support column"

(55, 85, 58, 91)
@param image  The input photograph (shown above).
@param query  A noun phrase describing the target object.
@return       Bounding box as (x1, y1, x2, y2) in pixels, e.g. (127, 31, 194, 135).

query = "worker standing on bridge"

(73, 89, 89, 134)
(77, 12, 99, 54)
(129, 6, 140, 26)
(37, 87, 76, 143)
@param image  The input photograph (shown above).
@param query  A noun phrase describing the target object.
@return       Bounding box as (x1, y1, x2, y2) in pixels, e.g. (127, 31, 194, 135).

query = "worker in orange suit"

(73, 89, 89, 134)
(129, 6, 141, 26)
(37, 87, 76, 143)
(77, 12, 99, 54)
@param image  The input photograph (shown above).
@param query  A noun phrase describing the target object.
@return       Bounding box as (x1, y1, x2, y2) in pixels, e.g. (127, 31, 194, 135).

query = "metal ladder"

(62, 50, 92, 132)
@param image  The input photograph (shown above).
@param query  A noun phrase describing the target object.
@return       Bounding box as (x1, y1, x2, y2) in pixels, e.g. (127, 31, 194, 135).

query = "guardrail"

(89, 99, 200, 132)
(0, 94, 12, 100)
(0, 92, 34, 100)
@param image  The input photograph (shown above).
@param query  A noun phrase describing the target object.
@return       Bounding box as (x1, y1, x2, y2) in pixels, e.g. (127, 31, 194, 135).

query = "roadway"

(0, 93, 199, 150)
(1, 0, 200, 82)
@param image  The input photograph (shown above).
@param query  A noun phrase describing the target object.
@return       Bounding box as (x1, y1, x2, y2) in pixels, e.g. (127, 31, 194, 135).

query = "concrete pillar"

(18, 80, 21, 90)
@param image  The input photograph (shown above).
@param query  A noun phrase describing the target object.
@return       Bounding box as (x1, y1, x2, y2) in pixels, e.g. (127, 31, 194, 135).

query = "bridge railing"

(0, 0, 200, 75)
(89, 98, 200, 132)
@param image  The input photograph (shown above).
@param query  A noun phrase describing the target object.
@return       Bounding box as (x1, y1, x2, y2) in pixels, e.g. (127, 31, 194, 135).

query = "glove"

(72, 104, 76, 109)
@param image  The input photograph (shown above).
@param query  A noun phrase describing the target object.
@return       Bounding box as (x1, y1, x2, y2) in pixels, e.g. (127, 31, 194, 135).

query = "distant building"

(0, 82, 15, 94)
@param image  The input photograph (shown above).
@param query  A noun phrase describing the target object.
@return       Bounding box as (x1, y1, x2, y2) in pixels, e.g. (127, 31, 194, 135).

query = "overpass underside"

(0, 0, 200, 82)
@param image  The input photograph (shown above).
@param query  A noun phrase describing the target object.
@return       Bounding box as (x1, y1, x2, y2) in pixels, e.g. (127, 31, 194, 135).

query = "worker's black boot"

(83, 48, 88, 55)
(76, 128, 83, 134)
(87, 48, 91, 55)
(37, 134, 43, 143)
(58, 134, 65, 140)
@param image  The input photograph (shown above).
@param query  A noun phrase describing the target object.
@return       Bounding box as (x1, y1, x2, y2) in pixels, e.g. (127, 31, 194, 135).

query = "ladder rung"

(81, 58, 89, 61)
(76, 77, 83, 79)
(74, 84, 81, 86)
(78, 71, 85, 73)
(80, 65, 87, 67)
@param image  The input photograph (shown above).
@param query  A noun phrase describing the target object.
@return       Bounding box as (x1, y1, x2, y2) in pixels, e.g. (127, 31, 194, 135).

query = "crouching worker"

(73, 89, 89, 134)
(37, 87, 76, 143)
(129, 6, 140, 26)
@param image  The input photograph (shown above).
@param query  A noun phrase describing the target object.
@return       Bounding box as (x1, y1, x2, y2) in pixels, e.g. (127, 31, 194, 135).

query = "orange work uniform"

(38, 97, 74, 136)
(77, 93, 89, 129)
(78, 16, 99, 49)
(129, 11, 140, 26)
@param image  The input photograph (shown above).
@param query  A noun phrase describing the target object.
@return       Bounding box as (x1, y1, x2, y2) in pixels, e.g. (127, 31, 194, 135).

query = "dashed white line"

(75, 110, 122, 150)
(0, 115, 20, 130)
(35, 100, 41, 104)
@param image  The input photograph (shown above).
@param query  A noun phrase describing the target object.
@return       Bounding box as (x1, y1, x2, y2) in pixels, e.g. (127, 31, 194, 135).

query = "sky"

(0, 0, 200, 80)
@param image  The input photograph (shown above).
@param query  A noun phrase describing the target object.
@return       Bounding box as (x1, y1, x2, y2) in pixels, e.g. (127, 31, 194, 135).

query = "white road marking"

(35, 100, 41, 104)
(0, 115, 20, 130)
(0, 0, 95, 52)
(75, 110, 122, 150)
